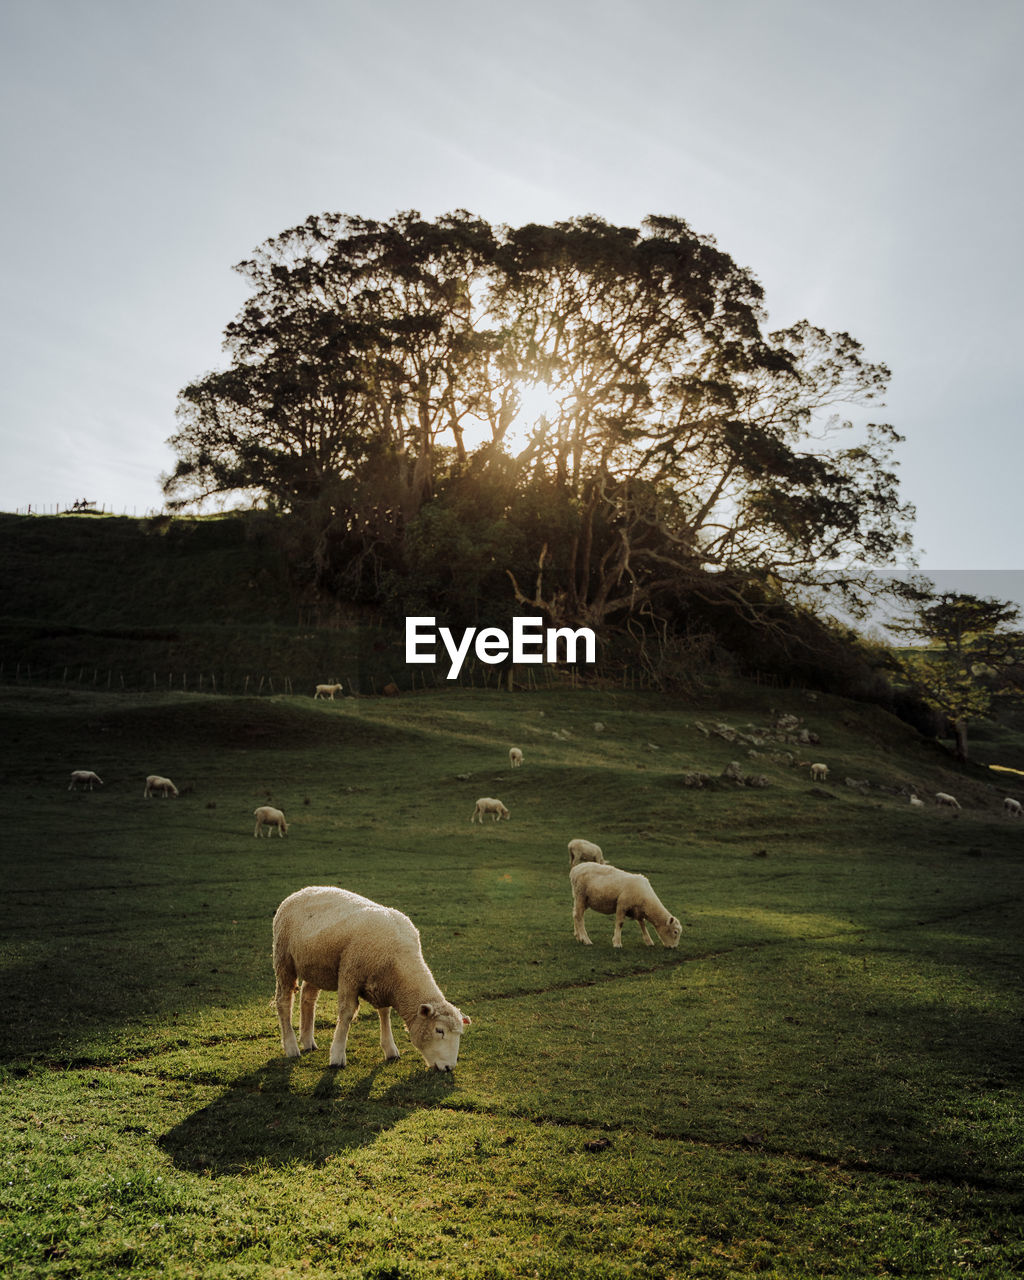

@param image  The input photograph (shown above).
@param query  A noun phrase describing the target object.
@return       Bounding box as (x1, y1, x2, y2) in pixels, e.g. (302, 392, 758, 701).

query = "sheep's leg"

(572, 896, 592, 945)
(637, 918, 655, 946)
(612, 906, 626, 948)
(330, 988, 359, 1067)
(376, 1007, 401, 1061)
(275, 964, 300, 1058)
(299, 981, 320, 1052)
(253, 821, 261, 837)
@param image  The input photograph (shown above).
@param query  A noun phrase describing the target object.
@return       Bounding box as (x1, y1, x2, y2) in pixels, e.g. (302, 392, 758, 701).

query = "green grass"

(2, 682, 1023, 1277)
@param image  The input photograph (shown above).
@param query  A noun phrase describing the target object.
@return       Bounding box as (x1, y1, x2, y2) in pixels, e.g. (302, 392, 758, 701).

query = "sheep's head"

(409, 1000, 471, 1071)
(658, 916, 683, 948)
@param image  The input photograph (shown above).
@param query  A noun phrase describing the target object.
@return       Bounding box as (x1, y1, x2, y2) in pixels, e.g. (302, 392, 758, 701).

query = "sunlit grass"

(2, 682, 1023, 1277)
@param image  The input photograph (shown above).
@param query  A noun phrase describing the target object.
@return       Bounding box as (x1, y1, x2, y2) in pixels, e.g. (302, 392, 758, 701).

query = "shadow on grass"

(158, 1055, 455, 1174)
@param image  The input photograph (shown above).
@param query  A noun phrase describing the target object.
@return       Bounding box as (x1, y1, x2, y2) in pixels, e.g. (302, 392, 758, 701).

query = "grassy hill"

(1, 679, 1022, 1277)
(0, 511, 411, 695)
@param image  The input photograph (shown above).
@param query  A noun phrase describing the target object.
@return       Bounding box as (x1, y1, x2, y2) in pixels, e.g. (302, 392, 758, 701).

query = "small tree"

(891, 590, 1024, 761)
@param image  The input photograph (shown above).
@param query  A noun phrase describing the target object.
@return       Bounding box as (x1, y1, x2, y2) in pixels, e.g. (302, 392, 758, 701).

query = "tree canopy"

(165, 210, 914, 652)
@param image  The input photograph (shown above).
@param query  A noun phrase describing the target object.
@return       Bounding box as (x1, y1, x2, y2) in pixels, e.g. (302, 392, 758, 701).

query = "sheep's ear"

(419, 1002, 435, 1018)
(462, 1016, 472, 1026)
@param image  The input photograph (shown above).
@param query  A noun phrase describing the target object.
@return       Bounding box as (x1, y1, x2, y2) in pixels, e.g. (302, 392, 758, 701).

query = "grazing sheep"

(568, 837, 606, 867)
(570, 862, 682, 949)
(909, 795, 925, 808)
(810, 762, 829, 782)
(272, 885, 470, 1070)
(471, 797, 509, 823)
(935, 792, 962, 809)
(508, 747, 523, 768)
(314, 683, 344, 701)
(144, 775, 178, 799)
(1003, 797, 1022, 818)
(254, 805, 288, 837)
(68, 770, 103, 791)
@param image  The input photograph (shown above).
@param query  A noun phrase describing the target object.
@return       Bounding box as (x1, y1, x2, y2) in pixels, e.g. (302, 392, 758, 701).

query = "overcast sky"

(1, 0, 1021, 580)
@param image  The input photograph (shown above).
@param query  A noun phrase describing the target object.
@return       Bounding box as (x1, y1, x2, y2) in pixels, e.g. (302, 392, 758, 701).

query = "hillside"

(0, 511, 404, 694)
(1, 680, 1022, 1276)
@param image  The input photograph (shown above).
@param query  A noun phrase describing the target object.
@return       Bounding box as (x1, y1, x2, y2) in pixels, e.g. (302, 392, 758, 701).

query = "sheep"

(314, 683, 344, 701)
(272, 884, 470, 1071)
(935, 792, 962, 809)
(570, 862, 682, 949)
(1003, 797, 1022, 818)
(254, 805, 288, 837)
(508, 747, 523, 768)
(144, 775, 178, 799)
(568, 837, 606, 867)
(810, 762, 829, 782)
(68, 770, 103, 791)
(909, 795, 925, 808)
(471, 797, 509, 823)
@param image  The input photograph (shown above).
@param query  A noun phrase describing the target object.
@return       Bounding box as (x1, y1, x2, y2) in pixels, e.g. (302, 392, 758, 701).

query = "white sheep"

(68, 770, 103, 791)
(272, 885, 470, 1070)
(935, 791, 962, 809)
(471, 797, 509, 823)
(570, 862, 682, 949)
(314, 683, 344, 700)
(254, 805, 288, 837)
(1003, 797, 1022, 818)
(810, 762, 829, 782)
(144, 775, 178, 798)
(508, 747, 523, 768)
(567, 837, 606, 867)
(909, 795, 925, 808)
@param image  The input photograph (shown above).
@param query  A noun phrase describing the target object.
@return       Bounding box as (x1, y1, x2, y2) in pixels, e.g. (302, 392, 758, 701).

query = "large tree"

(164, 211, 913, 629)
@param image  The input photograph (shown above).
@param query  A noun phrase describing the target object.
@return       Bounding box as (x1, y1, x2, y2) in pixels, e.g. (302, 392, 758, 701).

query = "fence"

(0, 658, 673, 697)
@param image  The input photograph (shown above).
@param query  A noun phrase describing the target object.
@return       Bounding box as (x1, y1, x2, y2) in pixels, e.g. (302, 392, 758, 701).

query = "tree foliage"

(165, 210, 914, 653)
(890, 589, 1024, 760)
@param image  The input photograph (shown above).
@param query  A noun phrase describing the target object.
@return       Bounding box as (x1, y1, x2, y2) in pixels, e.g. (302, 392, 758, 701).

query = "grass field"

(1, 680, 1022, 1278)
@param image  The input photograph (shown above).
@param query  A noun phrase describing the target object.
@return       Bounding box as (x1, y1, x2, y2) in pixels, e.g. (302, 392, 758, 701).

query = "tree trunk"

(953, 718, 969, 763)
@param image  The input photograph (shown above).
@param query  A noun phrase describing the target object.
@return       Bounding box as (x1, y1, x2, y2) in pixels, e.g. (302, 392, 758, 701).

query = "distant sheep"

(1003, 797, 1022, 818)
(810, 762, 829, 782)
(471, 797, 509, 824)
(144, 775, 178, 799)
(254, 805, 288, 837)
(909, 795, 925, 808)
(568, 838, 606, 868)
(935, 792, 961, 809)
(314, 683, 344, 701)
(68, 770, 103, 791)
(508, 747, 523, 768)
(272, 884, 470, 1070)
(570, 862, 682, 949)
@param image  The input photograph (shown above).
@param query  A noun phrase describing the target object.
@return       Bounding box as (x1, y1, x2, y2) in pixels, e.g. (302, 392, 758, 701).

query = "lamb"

(254, 805, 288, 837)
(471, 797, 509, 823)
(314, 683, 344, 701)
(568, 837, 606, 867)
(935, 792, 962, 809)
(272, 885, 470, 1071)
(909, 795, 925, 808)
(144, 775, 178, 798)
(1003, 797, 1022, 818)
(810, 762, 829, 782)
(508, 747, 523, 768)
(570, 862, 682, 949)
(68, 770, 103, 791)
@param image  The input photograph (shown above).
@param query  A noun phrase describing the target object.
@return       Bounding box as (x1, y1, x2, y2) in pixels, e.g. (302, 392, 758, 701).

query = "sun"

(455, 379, 564, 454)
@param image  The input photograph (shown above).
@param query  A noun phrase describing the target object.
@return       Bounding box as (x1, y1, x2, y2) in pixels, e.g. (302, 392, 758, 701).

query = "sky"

(1, 0, 1022, 592)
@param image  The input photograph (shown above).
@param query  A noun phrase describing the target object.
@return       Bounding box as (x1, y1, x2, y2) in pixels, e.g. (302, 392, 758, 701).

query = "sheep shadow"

(158, 1055, 456, 1174)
